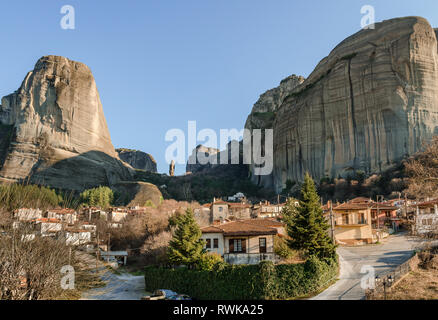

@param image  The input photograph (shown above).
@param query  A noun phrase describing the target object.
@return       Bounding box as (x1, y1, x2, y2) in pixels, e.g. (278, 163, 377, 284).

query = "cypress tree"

(286, 172, 336, 260)
(167, 208, 205, 268)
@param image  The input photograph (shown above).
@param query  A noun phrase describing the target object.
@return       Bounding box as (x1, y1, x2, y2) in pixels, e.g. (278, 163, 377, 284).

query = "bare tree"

(0, 223, 71, 300)
(405, 137, 438, 200)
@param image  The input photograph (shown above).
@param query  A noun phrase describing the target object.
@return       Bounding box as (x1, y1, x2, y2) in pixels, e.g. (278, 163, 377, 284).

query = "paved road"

(77, 251, 147, 300)
(80, 270, 146, 300)
(312, 233, 425, 300)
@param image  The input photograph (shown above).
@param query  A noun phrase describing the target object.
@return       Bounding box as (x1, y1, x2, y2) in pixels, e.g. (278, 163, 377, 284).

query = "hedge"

(144, 257, 338, 300)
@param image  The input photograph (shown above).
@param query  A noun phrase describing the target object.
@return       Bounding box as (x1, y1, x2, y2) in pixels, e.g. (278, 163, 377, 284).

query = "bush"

(274, 235, 296, 260)
(195, 253, 225, 271)
(144, 258, 338, 300)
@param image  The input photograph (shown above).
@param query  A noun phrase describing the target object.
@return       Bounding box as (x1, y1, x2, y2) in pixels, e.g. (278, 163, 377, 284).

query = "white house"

(201, 219, 281, 265)
(47, 209, 78, 224)
(65, 228, 92, 246)
(36, 218, 63, 236)
(14, 208, 42, 221)
(108, 208, 128, 222)
(415, 199, 438, 235)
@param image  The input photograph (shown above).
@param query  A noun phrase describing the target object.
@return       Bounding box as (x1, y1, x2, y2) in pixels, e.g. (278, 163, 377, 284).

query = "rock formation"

(245, 16, 438, 193)
(117, 148, 157, 173)
(112, 181, 162, 207)
(169, 160, 175, 177)
(186, 145, 220, 173)
(0, 55, 133, 190)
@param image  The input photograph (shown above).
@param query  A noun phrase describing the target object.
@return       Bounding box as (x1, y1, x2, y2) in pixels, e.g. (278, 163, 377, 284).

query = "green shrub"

(144, 257, 338, 300)
(196, 253, 225, 271)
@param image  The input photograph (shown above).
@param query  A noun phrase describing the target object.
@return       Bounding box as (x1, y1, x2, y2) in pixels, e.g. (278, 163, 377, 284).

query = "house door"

(259, 238, 267, 253)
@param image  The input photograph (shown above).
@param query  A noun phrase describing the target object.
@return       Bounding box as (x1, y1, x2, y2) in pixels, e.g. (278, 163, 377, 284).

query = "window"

(206, 239, 211, 249)
(359, 213, 365, 224)
(213, 238, 219, 249)
(218, 207, 223, 212)
(342, 214, 349, 225)
(229, 239, 246, 253)
(259, 238, 267, 253)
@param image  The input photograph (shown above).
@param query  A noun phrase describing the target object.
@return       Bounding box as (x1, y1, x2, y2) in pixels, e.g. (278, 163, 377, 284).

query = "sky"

(0, 0, 437, 175)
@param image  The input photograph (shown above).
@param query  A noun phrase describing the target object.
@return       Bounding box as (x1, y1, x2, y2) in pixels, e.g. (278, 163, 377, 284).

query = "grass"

(378, 268, 438, 300)
(56, 266, 106, 300)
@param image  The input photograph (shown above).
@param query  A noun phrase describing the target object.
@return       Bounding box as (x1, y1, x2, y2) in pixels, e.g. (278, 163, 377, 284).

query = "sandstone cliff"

(246, 17, 438, 193)
(186, 145, 220, 173)
(117, 148, 157, 173)
(0, 55, 133, 190)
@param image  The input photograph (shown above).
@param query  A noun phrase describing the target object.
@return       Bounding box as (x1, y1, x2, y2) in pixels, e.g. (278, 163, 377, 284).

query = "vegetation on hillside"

(0, 184, 64, 211)
(404, 136, 438, 200)
(79, 186, 114, 209)
(134, 165, 274, 204)
(284, 173, 337, 260)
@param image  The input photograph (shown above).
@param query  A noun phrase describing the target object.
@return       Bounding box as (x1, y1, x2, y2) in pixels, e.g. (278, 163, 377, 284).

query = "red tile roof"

(201, 219, 278, 236)
(47, 208, 76, 214)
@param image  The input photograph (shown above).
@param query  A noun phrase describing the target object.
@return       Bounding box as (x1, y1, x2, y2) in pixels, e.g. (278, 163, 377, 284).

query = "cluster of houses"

(197, 194, 438, 264)
(7, 193, 438, 267)
(11, 206, 152, 252)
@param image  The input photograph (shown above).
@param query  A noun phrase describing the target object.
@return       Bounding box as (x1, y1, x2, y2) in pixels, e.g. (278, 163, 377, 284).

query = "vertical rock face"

(116, 148, 157, 172)
(0, 55, 132, 190)
(186, 145, 220, 173)
(246, 17, 438, 193)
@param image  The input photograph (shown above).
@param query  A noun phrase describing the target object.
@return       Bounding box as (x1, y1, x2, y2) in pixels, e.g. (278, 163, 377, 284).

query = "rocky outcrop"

(113, 181, 162, 207)
(116, 148, 157, 173)
(186, 145, 220, 173)
(245, 75, 305, 131)
(246, 17, 438, 193)
(0, 56, 133, 190)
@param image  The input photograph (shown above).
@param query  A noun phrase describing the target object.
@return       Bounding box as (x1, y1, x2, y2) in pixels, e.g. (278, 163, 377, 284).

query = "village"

(6, 191, 437, 269)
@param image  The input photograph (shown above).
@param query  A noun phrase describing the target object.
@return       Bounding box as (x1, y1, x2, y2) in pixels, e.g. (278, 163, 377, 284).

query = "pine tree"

(167, 208, 205, 268)
(286, 172, 336, 260)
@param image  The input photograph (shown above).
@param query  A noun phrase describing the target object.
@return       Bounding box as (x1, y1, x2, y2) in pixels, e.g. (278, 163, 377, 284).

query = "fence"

(366, 252, 419, 299)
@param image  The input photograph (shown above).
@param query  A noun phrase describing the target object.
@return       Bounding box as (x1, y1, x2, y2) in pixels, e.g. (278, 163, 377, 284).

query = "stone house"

(14, 208, 43, 221)
(200, 219, 279, 265)
(82, 207, 108, 221)
(47, 208, 78, 224)
(107, 207, 128, 222)
(65, 227, 92, 246)
(35, 218, 63, 236)
(414, 199, 438, 235)
(253, 201, 288, 218)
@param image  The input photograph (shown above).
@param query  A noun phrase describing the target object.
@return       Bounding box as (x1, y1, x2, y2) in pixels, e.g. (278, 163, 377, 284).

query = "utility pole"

(107, 232, 111, 262)
(96, 233, 99, 271)
(329, 201, 335, 244)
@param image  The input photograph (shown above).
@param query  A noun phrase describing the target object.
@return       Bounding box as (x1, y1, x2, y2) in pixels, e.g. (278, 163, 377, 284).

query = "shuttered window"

(259, 238, 267, 253)
(229, 239, 246, 253)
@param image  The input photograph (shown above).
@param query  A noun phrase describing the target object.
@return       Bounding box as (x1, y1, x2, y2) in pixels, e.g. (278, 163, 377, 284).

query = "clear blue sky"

(0, 0, 437, 174)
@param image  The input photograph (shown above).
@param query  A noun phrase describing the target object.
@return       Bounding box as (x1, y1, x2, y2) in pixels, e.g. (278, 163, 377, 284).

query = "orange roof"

(349, 197, 372, 203)
(201, 220, 277, 236)
(238, 218, 284, 228)
(47, 208, 76, 214)
(417, 199, 438, 208)
(35, 218, 61, 223)
(333, 202, 370, 210)
(370, 203, 398, 210)
(228, 203, 252, 208)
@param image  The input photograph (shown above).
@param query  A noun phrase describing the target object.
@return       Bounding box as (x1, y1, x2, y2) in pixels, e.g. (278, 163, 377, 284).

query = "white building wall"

(201, 233, 224, 255)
